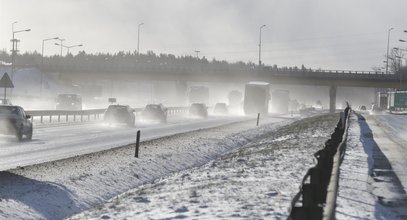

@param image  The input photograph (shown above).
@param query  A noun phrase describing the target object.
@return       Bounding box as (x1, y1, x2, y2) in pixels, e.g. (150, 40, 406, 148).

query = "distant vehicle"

(189, 103, 208, 118)
(271, 90, 290, 113)
(370, 104, 383, 114)
(141, 104, 168, 123)
(213, 103, 228, 115)
(104, 105, 135, 127)
(376, 92, 388, 110)
(0, 99, 12, 105)
(188, 86, 209, 105)
(56, 94, 82, 110)
(243, 82, 270, 115)
(299, 106, 316, 115)
(358, 105, 367, 111)
(0, 105, 33, 141)
(228, 90, 242, 107)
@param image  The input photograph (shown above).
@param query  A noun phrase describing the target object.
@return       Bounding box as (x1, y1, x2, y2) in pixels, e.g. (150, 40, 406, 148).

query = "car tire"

(16, 129, 23, 141)
(26, 126, 33, 140)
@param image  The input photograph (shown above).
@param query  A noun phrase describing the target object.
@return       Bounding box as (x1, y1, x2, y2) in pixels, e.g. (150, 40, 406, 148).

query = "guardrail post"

(81, 113, 83, 122)
(40, 115, 43, 124)
(49, 115, 52, 123)
(58, 115, 61, 122)
(135, 130, 141, 158)
(73, 114, 76, 122)
(256, 113, 260, 126)
(66, 114, 68, 122)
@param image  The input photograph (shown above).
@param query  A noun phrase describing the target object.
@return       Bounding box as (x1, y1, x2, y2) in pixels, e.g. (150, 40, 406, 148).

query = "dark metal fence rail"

(287, 104, 351, 220)
(26, 106, 189, 124)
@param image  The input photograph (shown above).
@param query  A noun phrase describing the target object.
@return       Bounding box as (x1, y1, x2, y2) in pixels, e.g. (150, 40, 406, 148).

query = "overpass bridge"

(4, 65, 407, 112)
(53, 66, 406, 112)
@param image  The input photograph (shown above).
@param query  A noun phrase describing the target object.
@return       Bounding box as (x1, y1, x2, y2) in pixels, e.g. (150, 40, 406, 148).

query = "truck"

(56, 94, 83, 110)
(388, 91, 407, 110)
(376, 92, 389, 110)
(271, 89, 290, 113)
(243, 82, 270, 115)
(188, 86, 209, 105)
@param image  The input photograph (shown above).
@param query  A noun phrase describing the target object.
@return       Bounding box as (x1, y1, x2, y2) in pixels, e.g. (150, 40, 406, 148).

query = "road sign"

(0, 72, 14, 88)
(0, 72, 14, 100)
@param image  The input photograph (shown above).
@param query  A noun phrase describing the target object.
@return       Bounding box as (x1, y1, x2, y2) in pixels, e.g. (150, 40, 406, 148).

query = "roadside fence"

(287, 103, 351, 220)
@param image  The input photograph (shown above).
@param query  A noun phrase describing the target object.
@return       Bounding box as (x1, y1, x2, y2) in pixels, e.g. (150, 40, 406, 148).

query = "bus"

(243, 82, 270, 115)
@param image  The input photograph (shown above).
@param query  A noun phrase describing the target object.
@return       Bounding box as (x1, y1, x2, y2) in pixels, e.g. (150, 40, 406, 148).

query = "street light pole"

(258, 24, 266, 66)
(58, 39, 65, 56)
(194, 50, 200, 59)
(10, 27, 31, 82)
(55, 43, 83, 55)
(41, 37, 59, 97)
(137, 22, 144, 55)
(386, 27, 394, 74)
(42, 37, 59, 66)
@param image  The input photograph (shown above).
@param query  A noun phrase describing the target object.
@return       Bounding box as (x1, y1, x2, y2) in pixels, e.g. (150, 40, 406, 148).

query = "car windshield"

(0, 106, 19, 115)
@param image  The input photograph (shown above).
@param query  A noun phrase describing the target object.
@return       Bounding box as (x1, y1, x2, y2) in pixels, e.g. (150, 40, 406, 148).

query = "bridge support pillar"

(329, 85, 337, 113)
(175, 81, 188, 105)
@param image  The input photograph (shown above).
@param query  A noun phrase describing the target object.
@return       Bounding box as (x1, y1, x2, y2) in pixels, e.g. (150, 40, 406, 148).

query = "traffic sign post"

(0, 73, 14, 100)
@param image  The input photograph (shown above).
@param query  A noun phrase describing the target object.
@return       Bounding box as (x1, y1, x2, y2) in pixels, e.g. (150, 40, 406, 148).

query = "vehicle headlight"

(71, 103, 75, 105)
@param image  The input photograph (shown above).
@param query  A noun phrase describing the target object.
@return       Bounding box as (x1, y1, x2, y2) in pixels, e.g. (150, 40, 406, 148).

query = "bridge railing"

(26, 106, 190, 124)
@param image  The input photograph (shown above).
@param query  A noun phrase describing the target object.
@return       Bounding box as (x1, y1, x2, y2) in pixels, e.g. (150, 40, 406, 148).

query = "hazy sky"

(0, 0, 406, 70)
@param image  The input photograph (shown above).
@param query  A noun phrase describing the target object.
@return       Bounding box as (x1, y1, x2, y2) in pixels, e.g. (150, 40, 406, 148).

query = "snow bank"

(70, 114, 340, 219)
(0, 116, 295, 219)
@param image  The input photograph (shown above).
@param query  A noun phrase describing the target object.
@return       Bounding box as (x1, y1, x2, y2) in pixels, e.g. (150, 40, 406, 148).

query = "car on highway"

(213, 102, 228, 115)
(189, 103, 208, 118)
(104, 105, 135, 127)
(141, 104, 168, 123)
(0, 105, 33, 141)
(56, 94, 83, 110)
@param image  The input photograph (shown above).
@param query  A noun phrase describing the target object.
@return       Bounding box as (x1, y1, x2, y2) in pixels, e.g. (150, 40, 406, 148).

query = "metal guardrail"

(287, 104, 351, 220)
(322, 108, 351, 220)
(26, 106, 189, 124)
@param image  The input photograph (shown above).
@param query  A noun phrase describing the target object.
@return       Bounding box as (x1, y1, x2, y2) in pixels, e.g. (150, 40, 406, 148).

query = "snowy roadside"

(336, 113, 407, 219)
(70, 113, 340, 220)
(0, 115, 298, 220)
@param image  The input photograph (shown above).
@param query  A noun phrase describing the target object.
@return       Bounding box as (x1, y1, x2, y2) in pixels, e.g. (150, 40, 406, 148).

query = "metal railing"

(26, 106, 189, 124)
(287, 104, 351, 220)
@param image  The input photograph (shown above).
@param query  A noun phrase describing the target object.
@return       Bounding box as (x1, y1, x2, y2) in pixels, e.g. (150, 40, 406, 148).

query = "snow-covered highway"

(0, 115, 251, 171)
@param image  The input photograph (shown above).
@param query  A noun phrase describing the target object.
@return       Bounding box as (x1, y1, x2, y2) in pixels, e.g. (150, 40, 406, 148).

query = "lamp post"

(40, 37, 59, 97)
(194, 50, 200, 59)
(258, 24, 266, 66)
(58, 39, 65, 56)
(386, 28, 394, 74)
(55, 43, 83, 55)
(42, 37, 59, 66)
(137, 22, 144, 55)
(10, 24, 31, 82)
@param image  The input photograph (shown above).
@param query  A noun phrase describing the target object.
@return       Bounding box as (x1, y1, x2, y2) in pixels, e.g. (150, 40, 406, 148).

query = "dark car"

(189, 103, 208, 118)
(0, 105, 33, 141)
(141, 104, 168, 123)
(213, 103, 228, 115)
(56, 94, 82, 110)
(104, 105, 135, 127)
